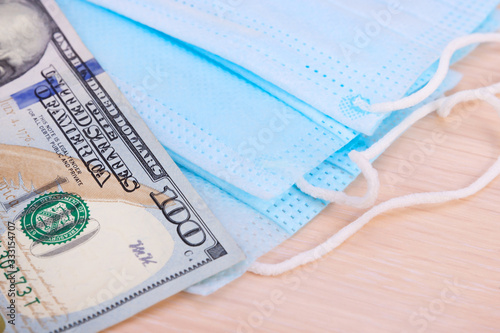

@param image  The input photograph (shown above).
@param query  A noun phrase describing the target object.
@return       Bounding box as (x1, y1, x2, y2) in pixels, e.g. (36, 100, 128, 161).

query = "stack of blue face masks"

(56, 0, 500, 295)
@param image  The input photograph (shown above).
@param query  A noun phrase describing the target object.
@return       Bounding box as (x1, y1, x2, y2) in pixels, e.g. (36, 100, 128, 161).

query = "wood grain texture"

(105, 35, 500, 333)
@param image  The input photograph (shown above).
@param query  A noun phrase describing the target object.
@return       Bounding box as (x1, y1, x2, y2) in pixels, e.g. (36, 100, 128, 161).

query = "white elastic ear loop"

(293, 33, 500, 209)
(437, 82, 500, 118)
(295, 100, 438, 208)
(249, 86, 500, 276)
(296, 150, 379, 209)
(367, 33, 500, 113)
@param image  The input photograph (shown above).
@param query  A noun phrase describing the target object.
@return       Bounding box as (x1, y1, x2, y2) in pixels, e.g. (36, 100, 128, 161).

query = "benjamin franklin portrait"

(0, 0, 53, 87)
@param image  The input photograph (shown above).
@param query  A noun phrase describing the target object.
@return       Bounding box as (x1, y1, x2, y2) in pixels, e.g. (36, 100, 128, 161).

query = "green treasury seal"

(21, 193, 89, 245)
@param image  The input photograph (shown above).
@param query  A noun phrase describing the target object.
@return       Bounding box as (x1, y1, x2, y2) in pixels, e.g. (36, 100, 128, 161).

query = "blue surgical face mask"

(56, 0, 500, 295)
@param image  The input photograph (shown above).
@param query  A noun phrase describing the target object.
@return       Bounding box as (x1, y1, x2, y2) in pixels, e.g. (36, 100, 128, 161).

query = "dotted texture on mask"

(164, 65, 485, 235)
(58, 0, 358, 201)
(304, 70, 464, 193)
(190, 45, 360, 141)
(185, 66, 465, 294)
(163, 144, 329, 235)
(87, 0, 500, 135)
(190, 45, 361, 140)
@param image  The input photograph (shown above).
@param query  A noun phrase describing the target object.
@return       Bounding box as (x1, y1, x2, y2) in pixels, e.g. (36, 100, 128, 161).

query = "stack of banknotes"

(0, 0, 245, 331)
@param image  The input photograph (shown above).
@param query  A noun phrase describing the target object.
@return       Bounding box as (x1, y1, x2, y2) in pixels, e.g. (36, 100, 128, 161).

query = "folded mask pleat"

(183, 44, 360, 140)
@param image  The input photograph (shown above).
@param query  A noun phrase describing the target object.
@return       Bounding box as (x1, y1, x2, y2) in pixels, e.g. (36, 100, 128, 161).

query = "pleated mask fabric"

(85, 0, 500, 135)
(56, 0, 360, 202)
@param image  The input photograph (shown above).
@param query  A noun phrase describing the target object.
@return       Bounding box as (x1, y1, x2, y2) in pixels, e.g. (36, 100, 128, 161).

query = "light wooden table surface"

(106, 38, 500, 333)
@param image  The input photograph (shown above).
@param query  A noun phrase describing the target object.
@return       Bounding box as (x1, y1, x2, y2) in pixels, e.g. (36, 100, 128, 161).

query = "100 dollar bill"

(0, 0, 244, 332)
